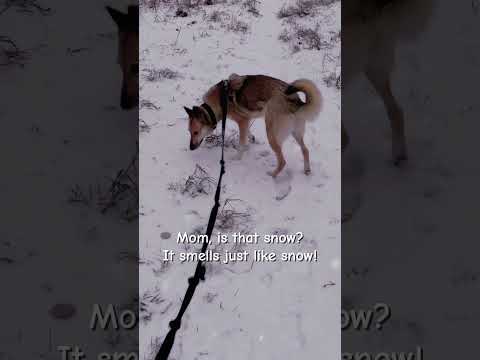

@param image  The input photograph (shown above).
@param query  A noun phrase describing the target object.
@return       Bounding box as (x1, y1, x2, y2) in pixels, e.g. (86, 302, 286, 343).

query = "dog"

(106, 5, 139, 110)
(342, 0, 435, 165)
(184, 74, 323, 178)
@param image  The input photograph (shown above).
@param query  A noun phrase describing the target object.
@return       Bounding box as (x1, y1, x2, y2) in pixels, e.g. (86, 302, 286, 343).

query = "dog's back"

(228, 75, 321, 120)
(232, 75, 291, 111)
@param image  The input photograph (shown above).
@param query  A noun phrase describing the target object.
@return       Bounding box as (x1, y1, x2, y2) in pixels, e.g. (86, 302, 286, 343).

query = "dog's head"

(184, 106, 215, 150)
(106, 5, 139, 110)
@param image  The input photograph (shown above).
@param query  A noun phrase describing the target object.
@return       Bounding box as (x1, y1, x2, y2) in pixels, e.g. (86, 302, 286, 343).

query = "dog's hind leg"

(265, 122, 286, 178)
(293, 124, 311, 175)
(264, 104, 289, 177)
(266, 137, 286, 178)
(365, 42, 407, 166)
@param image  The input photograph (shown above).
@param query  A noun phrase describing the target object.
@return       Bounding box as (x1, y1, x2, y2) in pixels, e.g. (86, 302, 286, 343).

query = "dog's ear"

(192, 106, 202, 115)
(184, 106, 194, 117)
(106, 6, 126, 28)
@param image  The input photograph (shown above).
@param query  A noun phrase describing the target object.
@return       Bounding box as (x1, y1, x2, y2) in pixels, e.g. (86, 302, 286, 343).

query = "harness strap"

(200, 102, 217, 128)
(228, 77, 252, 117)
(155, 80, 229, 360)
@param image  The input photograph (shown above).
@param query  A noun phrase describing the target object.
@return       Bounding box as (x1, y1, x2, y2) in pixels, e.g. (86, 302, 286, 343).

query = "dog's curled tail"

(285, 79, 323, 121)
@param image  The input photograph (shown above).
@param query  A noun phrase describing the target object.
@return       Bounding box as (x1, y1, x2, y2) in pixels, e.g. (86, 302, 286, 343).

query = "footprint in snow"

(273, 169, 293, 201)
(184, 210, 202, 228)
(257, 150, 270, 158)
(275, 184, 292, 201)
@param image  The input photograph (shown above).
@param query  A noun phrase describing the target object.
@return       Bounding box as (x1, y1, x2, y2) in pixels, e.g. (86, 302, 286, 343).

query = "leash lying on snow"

(155, 80, 229, 360)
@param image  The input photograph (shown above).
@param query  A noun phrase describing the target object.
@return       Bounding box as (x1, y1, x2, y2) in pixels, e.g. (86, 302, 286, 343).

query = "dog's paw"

(267, 170, 277, 178)
(304, 169, 311, 176)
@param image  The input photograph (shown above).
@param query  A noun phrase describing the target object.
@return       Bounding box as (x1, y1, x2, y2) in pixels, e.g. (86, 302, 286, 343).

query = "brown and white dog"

(184, 74, 323, 177)
(342, 0, 435, 165)
(106, 5, 139, 110)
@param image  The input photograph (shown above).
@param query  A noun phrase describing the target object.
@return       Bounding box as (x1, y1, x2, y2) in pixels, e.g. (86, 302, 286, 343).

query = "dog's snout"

(190, 138, 203, 150)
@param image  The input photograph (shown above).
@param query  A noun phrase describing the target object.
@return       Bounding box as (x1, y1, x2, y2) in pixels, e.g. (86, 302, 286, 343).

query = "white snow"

(140, 1, 341, 359)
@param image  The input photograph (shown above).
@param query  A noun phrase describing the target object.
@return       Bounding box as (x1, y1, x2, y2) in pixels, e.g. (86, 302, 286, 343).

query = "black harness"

(200, 102, 218, 128)
(155, 80, 229, 360)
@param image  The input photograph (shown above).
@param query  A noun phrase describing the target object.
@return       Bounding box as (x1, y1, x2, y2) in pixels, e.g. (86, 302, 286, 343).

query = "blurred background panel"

(342, 0, 480, 358)
(0, 1, 139, 359)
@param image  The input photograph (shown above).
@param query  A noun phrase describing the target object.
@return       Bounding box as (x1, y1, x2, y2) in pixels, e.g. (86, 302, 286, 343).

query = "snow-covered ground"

(139, 1, 341, 359)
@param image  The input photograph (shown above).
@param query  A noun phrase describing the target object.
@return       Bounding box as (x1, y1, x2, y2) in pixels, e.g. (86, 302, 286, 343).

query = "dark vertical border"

(0, 1, 139, 358)
(342, 1, 479, 357)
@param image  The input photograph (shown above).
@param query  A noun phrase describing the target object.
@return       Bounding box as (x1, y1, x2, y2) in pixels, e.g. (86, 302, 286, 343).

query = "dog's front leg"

(248, 129, 256, 144)
(233, 119, 249, 160)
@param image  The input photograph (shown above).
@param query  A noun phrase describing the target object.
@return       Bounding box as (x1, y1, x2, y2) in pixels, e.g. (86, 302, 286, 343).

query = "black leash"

(155, 80, 229, 360)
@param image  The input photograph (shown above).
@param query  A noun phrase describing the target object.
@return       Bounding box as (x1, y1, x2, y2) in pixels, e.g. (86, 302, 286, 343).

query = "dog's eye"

(193, 131, 199, 135)
(130, 64, 139, 75)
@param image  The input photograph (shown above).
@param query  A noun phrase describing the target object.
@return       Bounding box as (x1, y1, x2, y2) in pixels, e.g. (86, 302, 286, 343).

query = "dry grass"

(168, 164, 216, 197)
(226, 16, 250, 33)
(0, 37, 30, 66)
(296, 24, 324, 50)
(243, 0, 260, 17)
(142, 68, 182, 82)
(0, 1, 51, 67)
(278, 28, 292, 43)
(68, 151, 139, 222)
(277, 0, 338, 19)
(204, 130, 239, 148)
(279, 23, 331, 51)
(208, 9, 227, 22)
(323, 71, 341, 89)
(216, 198, 253, 233)
(1, 0, 52, 16)
(140, 99, 161, 110)
(140, 0, 227, 12)
(140, 288, 171, 323)
(206, 10, 251, 33)
(141, 0, 260, 17)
